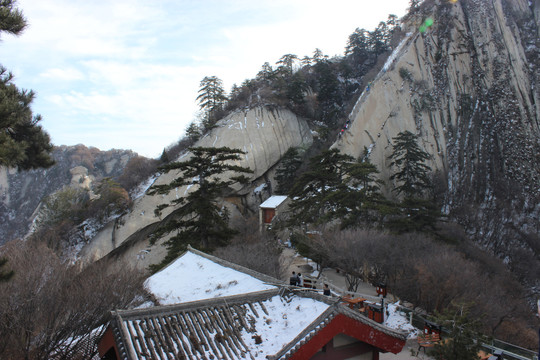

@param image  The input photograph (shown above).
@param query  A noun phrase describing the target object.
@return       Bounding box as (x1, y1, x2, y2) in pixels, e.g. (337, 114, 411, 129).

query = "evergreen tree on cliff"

(341, 150, 385, 228)
(288, 149, 382, 227)
(185, 121, 201, 142)
(369, 22, 389, 56)
(274, 147, 302, 194)
(148, 146, 252, 270)
(0, 1, 54, 170)
(408, 0, 421, 13)
(388, 131, 431, 196)
(387, 130, 438, 232)
(288, 149, 352, 226)
(275, 53, 298, 76)
(196, 76, 227, 131)
(345, 28, 369, 62)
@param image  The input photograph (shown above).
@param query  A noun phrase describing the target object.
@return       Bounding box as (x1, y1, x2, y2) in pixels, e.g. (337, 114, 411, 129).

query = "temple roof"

(145, 246, 280, 305)
(108, 290, 406, 360)
(105, 247, 406, 359)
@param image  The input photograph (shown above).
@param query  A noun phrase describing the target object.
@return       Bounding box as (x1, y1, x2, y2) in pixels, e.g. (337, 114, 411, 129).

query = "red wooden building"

(259, 195, 288, 230)
(98, 247, 407, 359)
(98, 289, 406, 360)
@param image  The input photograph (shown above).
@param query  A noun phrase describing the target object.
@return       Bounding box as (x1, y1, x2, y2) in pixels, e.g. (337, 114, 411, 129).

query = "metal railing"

(393, 305, 539, 360)
(301, 272, 539, 360)
(305, 273, 381, 302)
(482, 339, 539, 360)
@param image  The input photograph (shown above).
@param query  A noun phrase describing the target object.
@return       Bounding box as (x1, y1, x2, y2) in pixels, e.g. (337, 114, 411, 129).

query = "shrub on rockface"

(85, 178, 131, 221)
(31, 177, 132, 257)
(117, 156, 159, 193)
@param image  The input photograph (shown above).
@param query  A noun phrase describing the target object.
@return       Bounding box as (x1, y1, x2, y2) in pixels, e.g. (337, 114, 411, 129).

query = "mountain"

(0, 144, 137, 244)
(335, 0, 540, 288)
(3, 0, 540, 355)
(7, 0, 536, 293)
(79, 0, 539, 276)
(79, 107, 313, 264)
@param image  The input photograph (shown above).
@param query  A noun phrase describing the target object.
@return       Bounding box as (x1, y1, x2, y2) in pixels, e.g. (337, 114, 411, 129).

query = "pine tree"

(300, 55, 312, 67)
(313, 60, 342, 125)
(185, 121, 201, 142)
(256, 62, 274, 81)
(288, 149, 373, 227)
(388, 196, 440, 233)
(386, 14, 399, 29)
(159, 149, 169, 163)
(388, 131, 432, 197)
(275, 54, 298, 76)
(387, 131, 438, 232)
(0, 0, 26, 36)
(385, 14, 399, 44)
(274, 147, 303, 194)
(345, 28, 369, 60)
(341, 152, 385, 227)
(0, 257, 14, 282)
(312, 48, 328, 64)
(148, 146, 252, 270)
(287, 71, 308, 106)
(369, 22, 389, 56)
(196, 76, 227, 130)
(0, 1, 54, 170)
(408, 0, 421, 13)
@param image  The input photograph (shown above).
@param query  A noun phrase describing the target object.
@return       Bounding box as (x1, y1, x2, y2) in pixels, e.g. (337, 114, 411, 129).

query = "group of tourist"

(289, 271, 331, 296)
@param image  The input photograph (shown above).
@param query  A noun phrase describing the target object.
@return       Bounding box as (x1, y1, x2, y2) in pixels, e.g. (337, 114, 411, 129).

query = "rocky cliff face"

(0, 145, 136, 244)
(80, 107, 313, 266)
(68, 0, 540, 284)
(335, 0, 539, 283)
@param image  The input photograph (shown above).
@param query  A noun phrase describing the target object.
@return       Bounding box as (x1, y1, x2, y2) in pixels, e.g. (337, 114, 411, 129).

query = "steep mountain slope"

(80, 107, 312, 266)
(336, 0, 539, 284)
(0, 145, 137, 244)
(78, 0, 538, 287)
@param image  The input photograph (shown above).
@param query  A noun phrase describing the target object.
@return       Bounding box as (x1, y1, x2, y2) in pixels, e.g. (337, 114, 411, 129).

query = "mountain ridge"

(0, 144, 138, 244)
(72, 0, 540, 283)
(2, 0, 538, 292)
(336, 0, 539, 267)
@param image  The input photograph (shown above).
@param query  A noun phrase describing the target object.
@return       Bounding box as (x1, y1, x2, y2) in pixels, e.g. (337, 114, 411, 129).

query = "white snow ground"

(384, 302, 419, 338)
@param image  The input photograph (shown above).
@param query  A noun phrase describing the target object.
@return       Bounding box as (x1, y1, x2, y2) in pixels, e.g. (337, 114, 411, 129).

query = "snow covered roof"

(260, 195, 288, 209)
(107, 290, 407, 360)
(103, 248, 407, 359)
(144, 246, 280, 305)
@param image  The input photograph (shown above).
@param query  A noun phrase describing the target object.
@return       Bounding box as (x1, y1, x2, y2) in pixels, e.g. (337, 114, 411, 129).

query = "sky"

(2, 0, 409, 158)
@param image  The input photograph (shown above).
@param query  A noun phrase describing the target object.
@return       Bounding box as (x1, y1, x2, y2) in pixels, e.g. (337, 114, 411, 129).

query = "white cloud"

(39, 67, 85, 81)
(4, 0, 409, 157)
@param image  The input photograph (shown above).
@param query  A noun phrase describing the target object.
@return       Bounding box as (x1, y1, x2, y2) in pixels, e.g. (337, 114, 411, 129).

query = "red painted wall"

(98, 326, 121, 360)
(289, 314, 405, 360)
(310, 338, 373, 360)
(263, 208, 276, 223)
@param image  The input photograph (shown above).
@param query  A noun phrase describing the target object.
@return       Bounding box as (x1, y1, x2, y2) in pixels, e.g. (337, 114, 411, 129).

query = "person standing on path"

(289, 272, 299, 286)
(323, 284, 331, 296)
